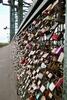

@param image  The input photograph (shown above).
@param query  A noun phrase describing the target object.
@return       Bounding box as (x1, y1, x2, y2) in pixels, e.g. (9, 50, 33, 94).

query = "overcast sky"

(0, 3, 10, 43)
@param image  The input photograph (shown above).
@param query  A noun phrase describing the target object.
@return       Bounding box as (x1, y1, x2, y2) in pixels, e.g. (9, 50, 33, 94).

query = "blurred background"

(0, 0, 33, 45)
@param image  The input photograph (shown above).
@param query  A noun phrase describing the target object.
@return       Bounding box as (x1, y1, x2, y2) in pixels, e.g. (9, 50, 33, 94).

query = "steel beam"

(10, 0, 33, 40)
(17, 0, 23, 27)
(17, 0, 55, 35)
(23, 1, 31, 6)
(10, 0, 15, 41)
(17, 0, 43, 34)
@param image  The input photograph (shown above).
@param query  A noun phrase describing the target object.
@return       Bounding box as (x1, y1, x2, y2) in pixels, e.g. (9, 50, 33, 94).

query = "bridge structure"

(0, 0, 33, 41)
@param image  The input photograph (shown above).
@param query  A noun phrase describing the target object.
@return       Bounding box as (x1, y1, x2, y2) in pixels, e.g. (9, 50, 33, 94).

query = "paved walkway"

(0, 43, 18, 100)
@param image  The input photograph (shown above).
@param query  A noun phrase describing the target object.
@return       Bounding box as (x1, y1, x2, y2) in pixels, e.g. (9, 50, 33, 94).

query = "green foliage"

(0, 43, 9, 48)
